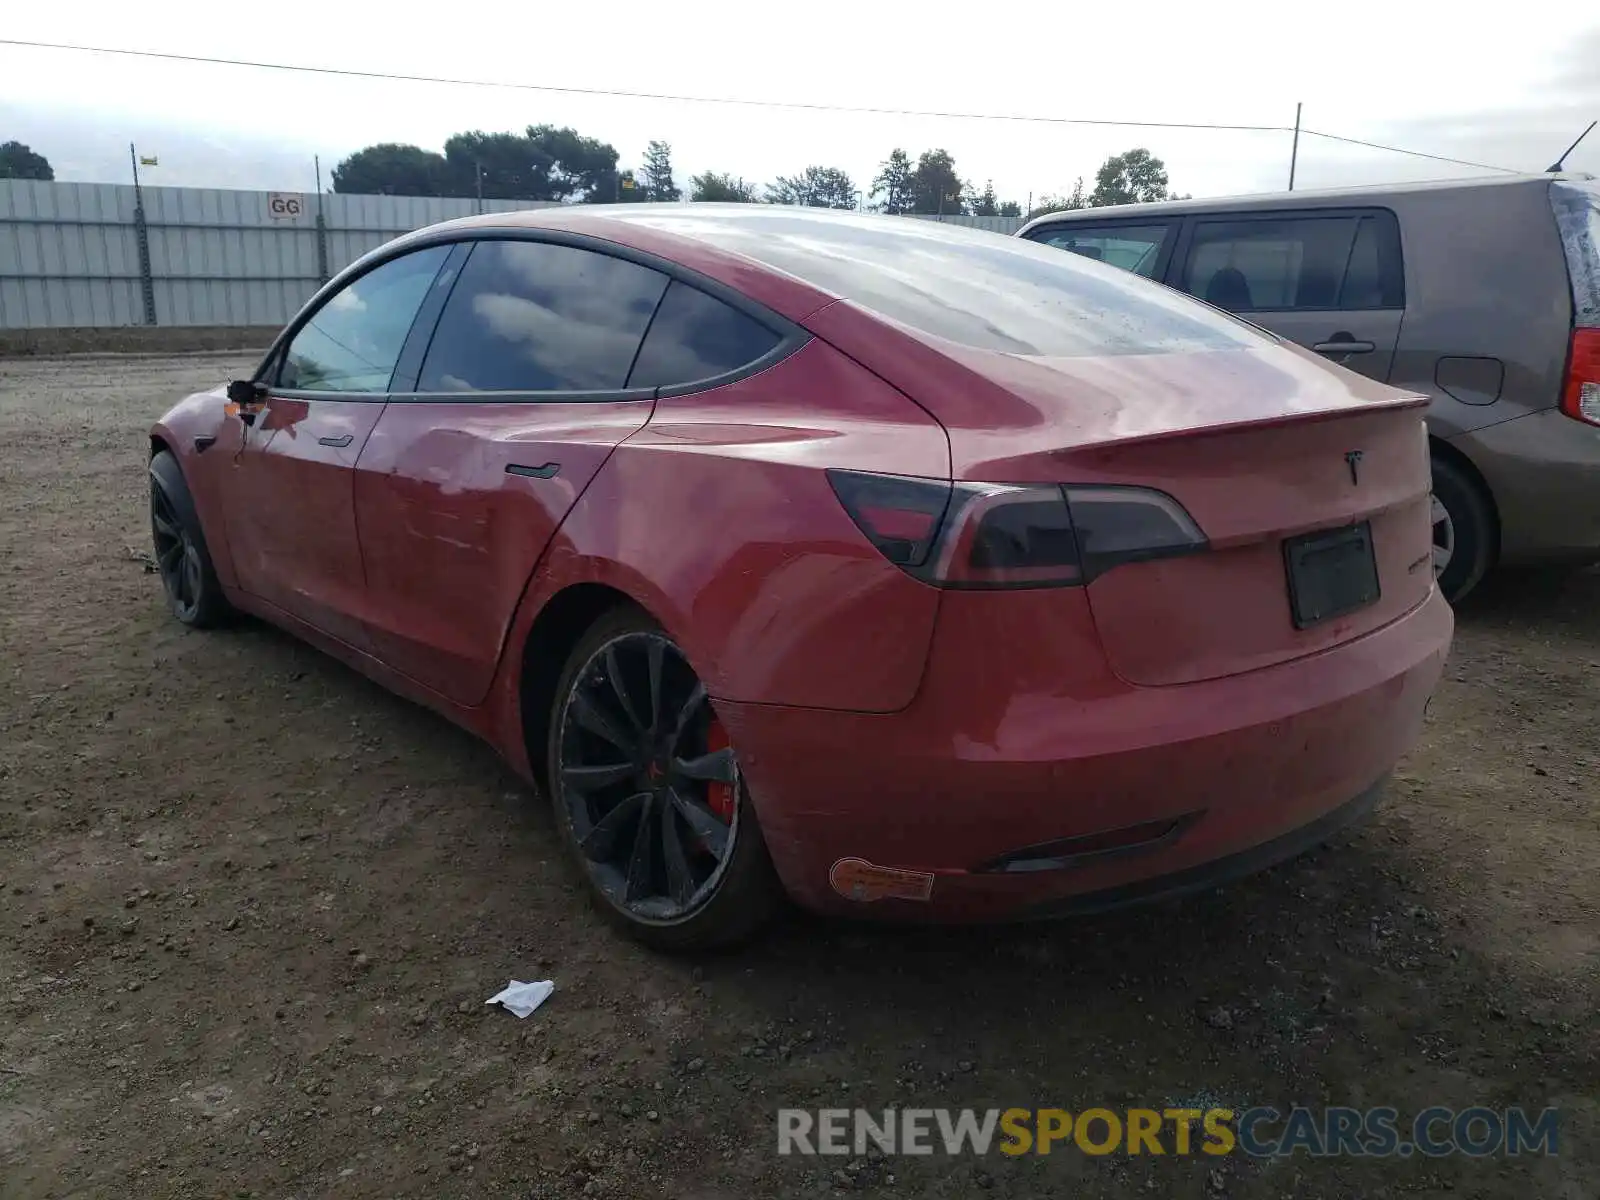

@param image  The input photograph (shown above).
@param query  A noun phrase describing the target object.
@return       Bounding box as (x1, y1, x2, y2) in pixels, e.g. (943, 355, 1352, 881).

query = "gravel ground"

(1, 352, 1596, 1200)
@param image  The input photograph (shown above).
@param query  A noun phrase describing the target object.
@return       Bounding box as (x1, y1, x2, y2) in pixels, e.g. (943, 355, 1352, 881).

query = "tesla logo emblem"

(1344, 449, 1365, 485)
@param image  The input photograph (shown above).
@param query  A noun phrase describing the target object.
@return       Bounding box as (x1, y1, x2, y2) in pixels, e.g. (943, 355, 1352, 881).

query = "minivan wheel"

(1429, 454, 1494, 603)
(546, 607, 782, 951)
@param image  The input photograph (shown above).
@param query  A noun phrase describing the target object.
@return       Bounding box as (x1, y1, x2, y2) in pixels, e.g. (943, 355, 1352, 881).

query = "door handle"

(505, 462, 560, 479)
(1312, 336, 1376, 355)
(317, 434, 353, 448)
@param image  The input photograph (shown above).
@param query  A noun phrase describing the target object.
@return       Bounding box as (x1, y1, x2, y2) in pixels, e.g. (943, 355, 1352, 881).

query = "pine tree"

(639, 140, 681, 202)
(870, 149, 914, 215)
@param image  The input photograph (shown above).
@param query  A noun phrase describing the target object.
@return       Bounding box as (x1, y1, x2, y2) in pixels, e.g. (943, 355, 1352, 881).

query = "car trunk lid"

(806, 304, 1435, 684)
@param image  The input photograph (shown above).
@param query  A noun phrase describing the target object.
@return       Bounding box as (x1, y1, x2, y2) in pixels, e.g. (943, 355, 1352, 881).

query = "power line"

(0, 37, 1525, 173)
(0, 38, 1279, 133)
(1300, 128, 1519, 174)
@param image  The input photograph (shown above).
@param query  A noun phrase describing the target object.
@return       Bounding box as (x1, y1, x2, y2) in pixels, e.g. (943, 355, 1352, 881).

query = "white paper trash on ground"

(485, 979, 555, 1018)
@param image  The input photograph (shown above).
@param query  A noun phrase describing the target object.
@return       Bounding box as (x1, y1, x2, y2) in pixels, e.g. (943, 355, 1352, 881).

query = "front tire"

(545, 607, 782, 951)
(149, 450, 230, 628)
(1429, 453, 1495, 604)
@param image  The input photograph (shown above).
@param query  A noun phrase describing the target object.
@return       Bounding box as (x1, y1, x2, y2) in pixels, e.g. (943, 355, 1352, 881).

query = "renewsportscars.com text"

(777, 1106, 1559, 1158)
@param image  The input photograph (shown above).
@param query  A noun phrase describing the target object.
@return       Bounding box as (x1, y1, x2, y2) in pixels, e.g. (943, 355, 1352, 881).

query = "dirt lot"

(1, 352, 1596, 1200)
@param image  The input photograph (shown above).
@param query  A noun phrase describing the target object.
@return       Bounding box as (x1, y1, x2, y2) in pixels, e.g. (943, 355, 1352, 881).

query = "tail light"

(827, 469, 1207, 588)
(1561, 328, 1600, 427)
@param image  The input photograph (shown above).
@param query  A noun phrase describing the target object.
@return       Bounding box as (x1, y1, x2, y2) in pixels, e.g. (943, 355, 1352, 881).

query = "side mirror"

(226, 379, 264, 405)
(225, 379, 266, 427)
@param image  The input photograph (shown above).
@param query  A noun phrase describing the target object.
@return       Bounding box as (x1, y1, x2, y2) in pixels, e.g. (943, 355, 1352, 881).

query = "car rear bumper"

(717, 587, 1452, 922)
(1452, 407, 1600, 566)
(1019, 773, 1386, 918)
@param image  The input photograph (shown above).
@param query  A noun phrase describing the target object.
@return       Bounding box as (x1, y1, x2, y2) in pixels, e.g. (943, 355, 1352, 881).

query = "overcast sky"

(2, 1, 1597, 203)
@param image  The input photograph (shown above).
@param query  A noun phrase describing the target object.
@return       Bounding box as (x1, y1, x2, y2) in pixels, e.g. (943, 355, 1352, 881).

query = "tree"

(766, 166, 857, 209)
(441, 131, 541, 200)
(998, 200, 1022, 218)
(1028, 178, 1088, 219)
(638, 140, 681, 202)
(441, 126, 619, 203)
(870, 149, 914, 215)
(1089, 148, 1172, 207)
(970, 180, 1000, 217)
(690, 171, 756, 202)
(333, 126, 619, 201)
(524, 125, 620, 202)
(906, 149, 965, 215)
(331, 144, 447, 196)
(0, 140, 53, 181)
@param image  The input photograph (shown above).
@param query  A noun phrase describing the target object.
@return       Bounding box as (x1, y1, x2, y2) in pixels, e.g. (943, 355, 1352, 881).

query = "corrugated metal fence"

(0, 182, 553, 330)
(0, 180, 1023, 330)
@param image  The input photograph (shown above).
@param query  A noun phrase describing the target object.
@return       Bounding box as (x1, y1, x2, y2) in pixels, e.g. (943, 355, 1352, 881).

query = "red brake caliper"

(704, 715, 736, 824)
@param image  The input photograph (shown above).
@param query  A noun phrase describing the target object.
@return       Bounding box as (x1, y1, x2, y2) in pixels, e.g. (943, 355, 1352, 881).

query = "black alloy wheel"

(151, 479, 204, 622)
(149, 450, 228, 628)
(548, 611, 780, 949)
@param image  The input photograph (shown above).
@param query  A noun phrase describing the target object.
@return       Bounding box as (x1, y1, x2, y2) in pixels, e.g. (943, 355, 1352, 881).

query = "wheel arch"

(516, 581, 648, 788)
(1430, 433, 1502, 564)
(147, 424, 240, 589)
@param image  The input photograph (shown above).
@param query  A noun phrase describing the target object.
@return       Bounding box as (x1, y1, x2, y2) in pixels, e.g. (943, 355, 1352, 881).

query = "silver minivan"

(1017, 173, 1600, 601)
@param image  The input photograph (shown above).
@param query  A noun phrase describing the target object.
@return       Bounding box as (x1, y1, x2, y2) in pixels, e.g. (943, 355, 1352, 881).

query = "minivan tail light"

(827, 470, 1207, 588)
(1561, 328, 1600, 427)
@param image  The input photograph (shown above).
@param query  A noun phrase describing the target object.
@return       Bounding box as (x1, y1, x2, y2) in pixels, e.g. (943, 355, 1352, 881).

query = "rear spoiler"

(1061, 389, 1430, 455)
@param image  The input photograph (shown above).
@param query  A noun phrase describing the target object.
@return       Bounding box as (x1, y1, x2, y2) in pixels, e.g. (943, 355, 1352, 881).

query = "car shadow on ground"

(1451, 563, 1600, 636)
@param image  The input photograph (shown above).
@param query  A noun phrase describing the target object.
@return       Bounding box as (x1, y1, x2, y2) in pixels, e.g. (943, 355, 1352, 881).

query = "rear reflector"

(977, 812, 1202, 873)
(1562, 327, 1600, 427)
(827, 469, 1207, 589)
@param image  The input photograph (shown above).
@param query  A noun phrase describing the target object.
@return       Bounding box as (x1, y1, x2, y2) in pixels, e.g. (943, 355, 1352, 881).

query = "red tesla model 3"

(148, 206, 1452, 949)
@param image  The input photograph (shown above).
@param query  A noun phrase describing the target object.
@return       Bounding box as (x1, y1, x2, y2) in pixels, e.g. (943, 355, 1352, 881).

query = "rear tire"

(1429, 453, 1494, 604)
(149, 450, 230, 629)
(545, 606, 783, 952)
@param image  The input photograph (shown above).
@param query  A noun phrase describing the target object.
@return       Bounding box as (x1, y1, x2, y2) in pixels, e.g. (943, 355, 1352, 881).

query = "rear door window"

(417, 240, 669, 393)
(627, 281, 785, 389)
(1027, 222, 1175, 278)
(1181, 213, 1402, 313)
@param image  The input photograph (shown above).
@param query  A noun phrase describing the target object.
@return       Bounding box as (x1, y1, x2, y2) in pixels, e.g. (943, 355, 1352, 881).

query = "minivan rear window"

(1551, 180, 1600, 328)
(611, 209, 1257, 358)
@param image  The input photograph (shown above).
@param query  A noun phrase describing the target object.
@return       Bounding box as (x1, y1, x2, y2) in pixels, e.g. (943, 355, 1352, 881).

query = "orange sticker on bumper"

(828, 857, 936, 903)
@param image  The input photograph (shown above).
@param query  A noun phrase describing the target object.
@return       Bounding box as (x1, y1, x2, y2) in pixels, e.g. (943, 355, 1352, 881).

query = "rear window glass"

(1551, 180, 1600, 328)
(610, 209, 1256, 357)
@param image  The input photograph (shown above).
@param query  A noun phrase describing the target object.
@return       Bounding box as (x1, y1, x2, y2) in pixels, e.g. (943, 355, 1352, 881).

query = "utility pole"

(475, 160, 484, 213)
(129, 143, 156, 326)
(1288, 102, 1302, 191)
(313, 155, 329, 284)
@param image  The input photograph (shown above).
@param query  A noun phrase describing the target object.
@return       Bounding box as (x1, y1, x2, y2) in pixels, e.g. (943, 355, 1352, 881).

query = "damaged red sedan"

(148, 206, 1452, 949)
